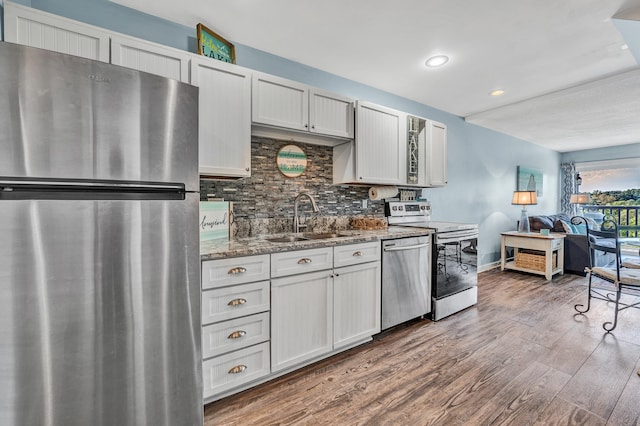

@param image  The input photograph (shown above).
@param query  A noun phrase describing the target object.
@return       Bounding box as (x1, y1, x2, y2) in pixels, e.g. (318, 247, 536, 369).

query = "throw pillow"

(552, 217, 569, 232)
(559, 219, 576, 234)
(550, 213, 572, 223)
(575, 223, 587, 235)
(529, 216, 553, 231)
(585, 217, 600, 230)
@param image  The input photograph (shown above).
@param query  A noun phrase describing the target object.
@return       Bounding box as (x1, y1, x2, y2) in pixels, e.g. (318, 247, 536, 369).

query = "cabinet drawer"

(552, 239, 563, 250)
(203, 312, 270, 359)
(333, 241, 381, 268)
(202, 254, 270, 289)
(203, 342, 270, 399)
(271, 247, 333, 278)
(202, 281, 270, 325)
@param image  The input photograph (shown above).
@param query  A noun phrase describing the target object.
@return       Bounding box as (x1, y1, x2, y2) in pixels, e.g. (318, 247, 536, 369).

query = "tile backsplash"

(200, 137, 385, 238)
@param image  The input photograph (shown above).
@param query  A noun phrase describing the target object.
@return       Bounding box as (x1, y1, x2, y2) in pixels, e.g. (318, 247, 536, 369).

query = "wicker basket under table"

(515, 249, 558, 272)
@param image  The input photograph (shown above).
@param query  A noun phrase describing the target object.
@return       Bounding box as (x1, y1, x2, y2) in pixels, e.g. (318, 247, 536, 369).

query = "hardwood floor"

(204, 269, 640, 425)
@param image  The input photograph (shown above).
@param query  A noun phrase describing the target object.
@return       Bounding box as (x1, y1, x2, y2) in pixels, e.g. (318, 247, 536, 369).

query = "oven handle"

(383, 243, 430, 252)
(436, 234, 478, 244)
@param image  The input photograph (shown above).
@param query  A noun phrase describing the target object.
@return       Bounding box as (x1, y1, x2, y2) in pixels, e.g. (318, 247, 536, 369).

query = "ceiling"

(112, 0, 640, 152)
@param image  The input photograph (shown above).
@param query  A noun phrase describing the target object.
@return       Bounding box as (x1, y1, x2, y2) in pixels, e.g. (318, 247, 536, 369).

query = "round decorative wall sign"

(276, 145, 307, 177)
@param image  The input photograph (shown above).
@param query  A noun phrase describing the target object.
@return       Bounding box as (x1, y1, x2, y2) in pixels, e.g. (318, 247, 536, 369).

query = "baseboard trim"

(479, 261, 502, 273)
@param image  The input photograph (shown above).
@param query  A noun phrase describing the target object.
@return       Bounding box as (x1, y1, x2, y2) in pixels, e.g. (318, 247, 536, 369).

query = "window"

(576, 158, 640, 193)
(575, 158, 640, 238)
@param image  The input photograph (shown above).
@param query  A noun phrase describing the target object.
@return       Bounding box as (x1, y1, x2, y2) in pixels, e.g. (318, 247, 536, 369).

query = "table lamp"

(570, 193, 591, 216)
(512, 191, 537, 232)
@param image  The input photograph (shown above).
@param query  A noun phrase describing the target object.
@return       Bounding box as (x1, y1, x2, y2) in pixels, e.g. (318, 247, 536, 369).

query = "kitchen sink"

(265, 236, 309, 243)
(303, 232, 354, 239)
(265, 232, 359, 243)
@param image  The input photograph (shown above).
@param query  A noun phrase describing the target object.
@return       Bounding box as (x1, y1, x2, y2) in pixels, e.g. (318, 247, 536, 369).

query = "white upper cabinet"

(191, 57, 252, 177)
(354, 101, 405, 184)
(252, 72, 354, 141)
(334, 101, 404, 185)
(309, 88, 355, 139)
(4, 3, 192, 83)
(406, 116, 448, 187)
(426, 120, 447, 186)
(252, 73, 309, 131)
(335, 105, 447, 187)
(110, 35, 191, 83)
(3, 1, 110, 62)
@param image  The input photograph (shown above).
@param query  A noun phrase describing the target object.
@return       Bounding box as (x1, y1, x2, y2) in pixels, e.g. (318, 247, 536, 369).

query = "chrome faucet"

(293, 192, 319, 233)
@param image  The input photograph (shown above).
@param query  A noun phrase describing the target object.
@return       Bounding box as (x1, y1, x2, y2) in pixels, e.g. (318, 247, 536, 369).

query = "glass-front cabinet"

(406, 115, 447, 187)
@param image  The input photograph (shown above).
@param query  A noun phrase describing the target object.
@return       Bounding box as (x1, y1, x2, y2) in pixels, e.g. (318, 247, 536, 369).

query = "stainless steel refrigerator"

(0, 42, 202, 425)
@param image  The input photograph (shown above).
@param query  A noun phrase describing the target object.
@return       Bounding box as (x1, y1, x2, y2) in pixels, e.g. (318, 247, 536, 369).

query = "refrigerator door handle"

(0, 178, 185, 192)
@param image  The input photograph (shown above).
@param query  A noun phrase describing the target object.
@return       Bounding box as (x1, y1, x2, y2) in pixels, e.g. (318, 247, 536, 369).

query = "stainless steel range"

(386, 201, 479, 321)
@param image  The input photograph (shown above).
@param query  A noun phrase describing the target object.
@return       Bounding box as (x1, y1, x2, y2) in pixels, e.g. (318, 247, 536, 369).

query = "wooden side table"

(501, 231, 566, 280)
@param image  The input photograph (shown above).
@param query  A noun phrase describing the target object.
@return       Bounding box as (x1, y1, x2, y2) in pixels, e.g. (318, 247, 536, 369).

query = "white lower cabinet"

(334, 261, 381, 349)
(201, 280, 270, 325)
(202, 342, 270, 399)
(271, 270, 334, 372)
(202, 312, 270, 359)
(201, 258, 271, 402)
(271, 246, 333, 278)
(201, 241, 382, 402)
(271, 242, 381, 372)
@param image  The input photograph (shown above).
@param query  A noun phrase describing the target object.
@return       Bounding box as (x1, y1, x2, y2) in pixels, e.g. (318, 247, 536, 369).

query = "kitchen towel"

(368, 186, 398, 200)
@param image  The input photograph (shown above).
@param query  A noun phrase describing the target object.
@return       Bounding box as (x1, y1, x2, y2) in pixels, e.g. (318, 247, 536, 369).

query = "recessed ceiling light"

(490, 89, 505, 97)
(425, 55, 449, 67)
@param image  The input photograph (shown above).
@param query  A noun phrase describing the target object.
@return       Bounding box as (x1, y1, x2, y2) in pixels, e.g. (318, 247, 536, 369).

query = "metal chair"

(573, 217, 640, 332)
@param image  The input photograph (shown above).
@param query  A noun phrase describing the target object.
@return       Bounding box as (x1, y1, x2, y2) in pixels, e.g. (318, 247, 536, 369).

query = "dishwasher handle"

(383, 243, 430, 252)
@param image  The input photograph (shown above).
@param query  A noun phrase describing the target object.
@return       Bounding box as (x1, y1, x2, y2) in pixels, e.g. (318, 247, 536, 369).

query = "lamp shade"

(512, 191, 537, 205)
(570, 193, 591, 204)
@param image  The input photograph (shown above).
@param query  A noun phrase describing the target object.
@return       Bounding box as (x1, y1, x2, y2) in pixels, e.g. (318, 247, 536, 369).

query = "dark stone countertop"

(200, 226, 433, 260)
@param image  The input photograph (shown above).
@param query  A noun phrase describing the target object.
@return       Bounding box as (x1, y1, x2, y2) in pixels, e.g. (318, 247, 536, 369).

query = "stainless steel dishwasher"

(381, 235, 431, 330)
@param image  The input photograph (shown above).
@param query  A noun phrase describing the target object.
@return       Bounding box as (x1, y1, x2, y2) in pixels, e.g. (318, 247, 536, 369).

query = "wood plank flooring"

(204, 269, 640, 425)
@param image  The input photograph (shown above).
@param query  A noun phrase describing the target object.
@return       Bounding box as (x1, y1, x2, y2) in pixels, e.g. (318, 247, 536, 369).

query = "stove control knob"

(398, 206, 404, 211)
(392, 206, 397, 211)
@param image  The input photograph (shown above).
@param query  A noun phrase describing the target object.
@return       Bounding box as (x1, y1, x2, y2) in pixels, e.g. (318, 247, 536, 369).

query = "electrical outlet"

(361, 199, 367, 209)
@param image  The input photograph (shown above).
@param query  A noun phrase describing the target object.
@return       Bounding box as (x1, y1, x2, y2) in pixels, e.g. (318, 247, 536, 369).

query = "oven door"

(432, 234, 478, 300)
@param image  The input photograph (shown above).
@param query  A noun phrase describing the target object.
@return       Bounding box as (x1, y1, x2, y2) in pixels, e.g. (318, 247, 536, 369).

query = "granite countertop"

(200, 226, 433, 260)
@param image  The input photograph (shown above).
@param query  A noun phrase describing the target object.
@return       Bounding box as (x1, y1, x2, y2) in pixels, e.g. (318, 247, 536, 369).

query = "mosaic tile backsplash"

(200, 137, 386, 238)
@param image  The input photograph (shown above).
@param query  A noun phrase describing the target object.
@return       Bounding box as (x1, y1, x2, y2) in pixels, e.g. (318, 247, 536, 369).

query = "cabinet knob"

(311, 124, 315, 129)
(227, 330, 247, 340)
(227, 298, 247, 307)
(304, 123, 308, 128)
(228, 267, 247, 275)
(353, 251, 363, 257)
(297, 258, 312, 264)
(245, 167, 250, 172)
(228, 365, 247, 374)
